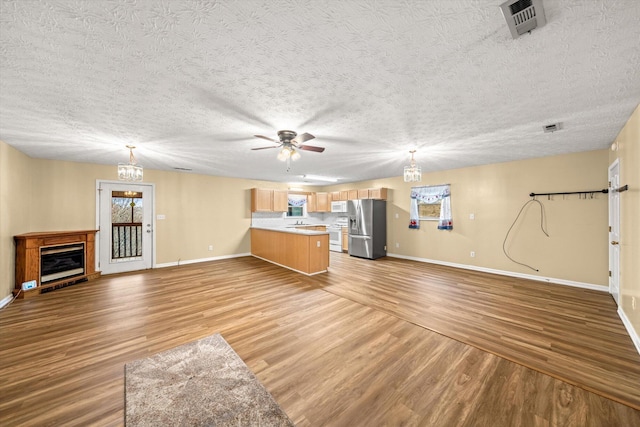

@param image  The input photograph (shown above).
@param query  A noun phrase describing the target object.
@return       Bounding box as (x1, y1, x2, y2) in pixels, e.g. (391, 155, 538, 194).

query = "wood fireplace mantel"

(14, 230, 100, 298)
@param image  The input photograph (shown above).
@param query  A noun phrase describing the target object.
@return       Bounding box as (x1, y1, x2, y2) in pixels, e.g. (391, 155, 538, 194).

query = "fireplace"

(14, 230, 99, 298)
(40, 243, 85, 284)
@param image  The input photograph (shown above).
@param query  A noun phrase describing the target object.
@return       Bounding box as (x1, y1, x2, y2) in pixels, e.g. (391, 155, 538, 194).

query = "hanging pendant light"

(118, 145, 143, 182)
(404, 150, 421, 182)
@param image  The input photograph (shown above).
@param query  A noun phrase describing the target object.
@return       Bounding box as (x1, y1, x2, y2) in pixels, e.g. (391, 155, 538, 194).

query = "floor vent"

(500, 0, 547, 39)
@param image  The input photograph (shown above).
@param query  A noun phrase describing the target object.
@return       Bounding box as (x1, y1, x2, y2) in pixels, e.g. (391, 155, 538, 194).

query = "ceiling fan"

(251, 130, 325, 162)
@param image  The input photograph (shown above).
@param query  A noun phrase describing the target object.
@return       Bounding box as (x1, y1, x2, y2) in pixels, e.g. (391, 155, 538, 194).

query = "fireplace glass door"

(98, 182, 154, 274)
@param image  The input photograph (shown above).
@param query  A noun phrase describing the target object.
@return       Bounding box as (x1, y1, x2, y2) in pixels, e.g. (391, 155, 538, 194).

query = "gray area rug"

(125, 333, 294, 426)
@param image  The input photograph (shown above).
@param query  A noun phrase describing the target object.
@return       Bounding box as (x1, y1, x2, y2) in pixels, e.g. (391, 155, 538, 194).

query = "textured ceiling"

(1, 0, 639, 185)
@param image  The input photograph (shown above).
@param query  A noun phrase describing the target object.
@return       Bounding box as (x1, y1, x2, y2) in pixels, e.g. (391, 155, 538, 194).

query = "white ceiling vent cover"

(500, 0, 547, 39)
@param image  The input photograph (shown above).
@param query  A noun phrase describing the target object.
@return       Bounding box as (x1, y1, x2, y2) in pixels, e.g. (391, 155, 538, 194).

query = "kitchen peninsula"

(250, 227, 329, 275)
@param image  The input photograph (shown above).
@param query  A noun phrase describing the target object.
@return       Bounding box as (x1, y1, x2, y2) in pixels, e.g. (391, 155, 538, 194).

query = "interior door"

(608, 160, 620, 305)
(97, 181, 154, 275)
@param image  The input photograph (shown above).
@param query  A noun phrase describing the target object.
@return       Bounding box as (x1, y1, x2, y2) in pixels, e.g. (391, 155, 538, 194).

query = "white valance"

(409, 184, 453, 230)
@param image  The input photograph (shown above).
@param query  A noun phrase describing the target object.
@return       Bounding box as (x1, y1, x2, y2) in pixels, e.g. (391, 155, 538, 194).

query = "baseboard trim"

(156, 253, 251, 268)
(0, 293, 14, 309)
(386, 253, 607, 292)
(618, 307, 640, 356)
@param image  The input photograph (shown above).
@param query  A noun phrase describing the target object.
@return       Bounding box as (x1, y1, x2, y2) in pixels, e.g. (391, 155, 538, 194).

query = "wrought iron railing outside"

(112, 223, 142, 259)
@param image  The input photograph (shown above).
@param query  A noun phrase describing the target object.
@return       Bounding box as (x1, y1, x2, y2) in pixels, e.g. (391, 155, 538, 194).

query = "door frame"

(608, 159, 620, 305)
(95, 179, 156, 273)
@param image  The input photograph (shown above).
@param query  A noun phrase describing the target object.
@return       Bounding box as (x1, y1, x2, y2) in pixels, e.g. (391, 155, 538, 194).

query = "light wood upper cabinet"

(348, 190, 358, 200)
(251, 188, 273, 212)
(330, 191, 348, 201)
(357, 189, 369, 199)
(368, 188, 388, 200)
(316, 192, 330, 212)
(273, 190, 288, 212)
(251, 188, 289, 212)
(307, 193, 317, 212)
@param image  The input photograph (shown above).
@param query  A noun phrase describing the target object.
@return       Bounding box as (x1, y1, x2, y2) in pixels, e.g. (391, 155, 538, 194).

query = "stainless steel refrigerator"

(347, 199, 387, 259)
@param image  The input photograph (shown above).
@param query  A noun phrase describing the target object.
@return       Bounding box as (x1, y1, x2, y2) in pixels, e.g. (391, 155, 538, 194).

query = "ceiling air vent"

(543, 122, 562, 133)
(500, 0, 547, 39)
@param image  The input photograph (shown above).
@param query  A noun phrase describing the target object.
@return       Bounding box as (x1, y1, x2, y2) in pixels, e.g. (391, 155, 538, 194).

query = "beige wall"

(0, 148, 285, 299)
(0, 142, 615, 303)
(325, 149, 610, 286)
(0, 142, 33, 300)
(610, 104, 640, 341)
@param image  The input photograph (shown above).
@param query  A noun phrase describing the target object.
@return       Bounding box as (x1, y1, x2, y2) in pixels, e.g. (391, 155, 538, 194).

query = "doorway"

(96, 180, 155, 275)
(608, 159, 620, 305)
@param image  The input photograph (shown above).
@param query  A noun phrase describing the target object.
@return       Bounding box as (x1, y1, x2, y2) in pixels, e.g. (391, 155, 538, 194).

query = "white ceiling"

(1, 1, 639, 185)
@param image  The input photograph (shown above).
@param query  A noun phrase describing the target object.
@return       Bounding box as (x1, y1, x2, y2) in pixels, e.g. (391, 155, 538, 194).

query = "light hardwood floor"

(0, 253, 639, 426)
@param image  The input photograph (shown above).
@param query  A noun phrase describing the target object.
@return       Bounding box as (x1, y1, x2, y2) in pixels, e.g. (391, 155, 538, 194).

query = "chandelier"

(403, 150, 421, 182)
(118, 145, 143, 182)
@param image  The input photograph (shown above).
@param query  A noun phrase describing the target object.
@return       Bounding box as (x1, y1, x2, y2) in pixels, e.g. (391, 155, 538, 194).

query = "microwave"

(331, 201, 348, 213)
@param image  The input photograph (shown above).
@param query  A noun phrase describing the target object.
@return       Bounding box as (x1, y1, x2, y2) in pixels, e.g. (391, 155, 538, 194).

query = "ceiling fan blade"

(298, 145, 325, 153)
(251, 145, 280, 150)
(254, 134, 277, 142)
(292, 132, 315, 144)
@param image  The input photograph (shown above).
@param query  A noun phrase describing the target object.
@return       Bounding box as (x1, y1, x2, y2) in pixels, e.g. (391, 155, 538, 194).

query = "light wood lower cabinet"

(297, 226, 327, 232)
(251, 229, 329, 275)
(342, 227, 348, 252)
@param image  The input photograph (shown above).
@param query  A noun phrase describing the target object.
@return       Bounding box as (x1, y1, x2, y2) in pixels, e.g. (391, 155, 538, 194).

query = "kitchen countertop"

(250, 226, 329, 236)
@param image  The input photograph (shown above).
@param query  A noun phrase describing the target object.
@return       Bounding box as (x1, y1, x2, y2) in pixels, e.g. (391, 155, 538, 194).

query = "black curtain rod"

(529, 189, 609, 197)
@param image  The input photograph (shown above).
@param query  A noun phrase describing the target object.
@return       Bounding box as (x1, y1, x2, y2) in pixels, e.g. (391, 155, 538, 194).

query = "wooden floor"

(0, 253, 638, 426)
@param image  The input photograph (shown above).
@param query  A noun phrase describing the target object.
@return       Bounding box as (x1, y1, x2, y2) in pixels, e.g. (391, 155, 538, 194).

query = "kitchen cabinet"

(345, 187, 388, 201)
(251, 188, 288, 212)
(330, 191, 348, 201)
(251, 228, 329, 275)
(273, 190, 288, 212)
(297, 225, 327, 231)
(316, 192, 330, 212)
(342, 227, 348, 252)
(307, 193, 317, 212)
(368, 188, 388, 200)
(251, 188, 273, 212)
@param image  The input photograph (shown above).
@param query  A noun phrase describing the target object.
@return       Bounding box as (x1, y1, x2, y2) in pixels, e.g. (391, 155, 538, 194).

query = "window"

(409, 184, 452, 230)
(286, 194, 307, 217)
(418, 199, 442, 220)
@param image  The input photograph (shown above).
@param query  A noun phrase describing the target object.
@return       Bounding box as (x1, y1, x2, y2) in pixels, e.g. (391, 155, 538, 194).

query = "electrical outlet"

(470, 251, 475, 258)
(395, 213, 399, 219)
(469, 213, 475, 220)
(317, 241, 321, 247)
(633, 297, 637, 310)
(208, 245, 213, 251)
(395, 242, 400, 248)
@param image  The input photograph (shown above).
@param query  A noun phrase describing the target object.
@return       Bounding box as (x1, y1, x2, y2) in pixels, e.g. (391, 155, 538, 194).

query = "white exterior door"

(608, 160, 620, 305)
(97, 181, 154, 275)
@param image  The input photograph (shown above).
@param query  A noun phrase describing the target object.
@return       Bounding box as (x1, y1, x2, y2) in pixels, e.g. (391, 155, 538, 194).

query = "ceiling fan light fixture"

(290, 148, 301, 161)
(404, 150, 421, 182)
(118, 145, 143, 182)
(277, 147, 291, 161)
